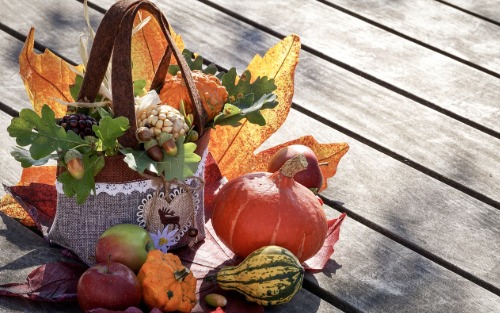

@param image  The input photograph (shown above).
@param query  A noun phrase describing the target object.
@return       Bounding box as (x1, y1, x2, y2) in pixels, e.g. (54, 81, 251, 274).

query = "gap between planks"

(435, 0, 500, 27)
(3, 0, 499, 302)
(196, 0, 500, 140)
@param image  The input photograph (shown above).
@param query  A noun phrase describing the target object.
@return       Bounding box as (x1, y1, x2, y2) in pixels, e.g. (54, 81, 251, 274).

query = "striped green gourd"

(216, 245, 304, 306)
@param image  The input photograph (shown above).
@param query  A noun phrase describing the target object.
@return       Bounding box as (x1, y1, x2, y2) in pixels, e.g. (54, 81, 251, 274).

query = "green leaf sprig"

(7, 104, 129, 204)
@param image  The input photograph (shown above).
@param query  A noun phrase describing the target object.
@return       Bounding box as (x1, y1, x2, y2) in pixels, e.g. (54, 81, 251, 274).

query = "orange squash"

(212, 154, 328, 263)
(159, 70, 227, 123)
(137, 250, 196, 312)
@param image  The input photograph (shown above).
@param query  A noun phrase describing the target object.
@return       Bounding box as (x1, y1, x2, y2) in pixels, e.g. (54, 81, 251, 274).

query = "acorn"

(205, 293, 227, 307)
(158, 132, 177, 156)
(136, 126, 153, 142)
(144, 139, 163, 162)
(64, 149, 85, 180)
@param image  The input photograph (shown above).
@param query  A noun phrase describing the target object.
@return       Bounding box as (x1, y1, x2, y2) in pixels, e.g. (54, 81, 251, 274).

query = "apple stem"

(106, 254, 112, 274)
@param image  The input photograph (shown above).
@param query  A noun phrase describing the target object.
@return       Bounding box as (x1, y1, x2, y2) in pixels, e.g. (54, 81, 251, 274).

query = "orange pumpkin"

(212, 154, 328, 263)
(159, 70, 227, 123)
(137, 250, 196, 312)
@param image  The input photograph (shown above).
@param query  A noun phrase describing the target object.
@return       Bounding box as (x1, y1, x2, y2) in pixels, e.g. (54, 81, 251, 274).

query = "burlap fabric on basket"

(48, 0, 209, 266)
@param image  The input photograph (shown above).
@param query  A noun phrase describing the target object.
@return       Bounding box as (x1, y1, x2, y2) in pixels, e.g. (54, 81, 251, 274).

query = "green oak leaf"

(221, 68, 277, 104)
(155, 137, 201, 181)
(240, 93, 277, 126)
(120, 148, 158, 175)
(58, 152, 104, 204)
(168, 49, 219, 76)
(7, 105, 86, 160)
(92, 116, 129, 155)
(11, 147, 55, 168)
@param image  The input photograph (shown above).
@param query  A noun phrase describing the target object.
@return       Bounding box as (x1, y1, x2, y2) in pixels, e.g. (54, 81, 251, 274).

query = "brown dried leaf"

(209, 35, 301, 179)
(19, 28, 76, 117)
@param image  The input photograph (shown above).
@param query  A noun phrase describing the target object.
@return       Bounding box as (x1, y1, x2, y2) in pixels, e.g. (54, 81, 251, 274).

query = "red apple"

(77, 261, 142, 312)
(268, 144, 324, 190)
(96, 224, 154, 273)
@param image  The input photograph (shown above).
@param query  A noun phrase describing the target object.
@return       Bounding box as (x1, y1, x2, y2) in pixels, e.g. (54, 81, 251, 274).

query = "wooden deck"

(1, 0, 499, 312)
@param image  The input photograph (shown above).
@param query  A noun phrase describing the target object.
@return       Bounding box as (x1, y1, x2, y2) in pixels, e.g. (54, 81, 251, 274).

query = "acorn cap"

(144, 139, 160, 150)
(158, 132, 174, 145)
(64, 149, 83, 164)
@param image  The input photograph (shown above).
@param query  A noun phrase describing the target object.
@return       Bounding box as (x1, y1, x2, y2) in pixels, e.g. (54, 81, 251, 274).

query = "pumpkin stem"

(174, 267, 191, 281)
(280, 154, 308, 178)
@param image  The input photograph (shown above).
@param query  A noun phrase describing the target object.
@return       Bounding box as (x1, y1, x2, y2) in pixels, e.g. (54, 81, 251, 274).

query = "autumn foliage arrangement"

(1, 0, 350, 312)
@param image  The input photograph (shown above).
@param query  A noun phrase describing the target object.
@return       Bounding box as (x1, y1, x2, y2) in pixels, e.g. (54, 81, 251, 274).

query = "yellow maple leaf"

(208, 35, 349, 186)
(209, 35, 301, 179)
(19, 28, 77, 117)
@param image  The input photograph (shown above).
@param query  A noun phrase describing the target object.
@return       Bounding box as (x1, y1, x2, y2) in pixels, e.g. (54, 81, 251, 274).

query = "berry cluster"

(58, 114, 98, 138)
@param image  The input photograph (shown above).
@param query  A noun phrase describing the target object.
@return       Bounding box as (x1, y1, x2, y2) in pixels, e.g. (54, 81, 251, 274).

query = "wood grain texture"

(4, 0, 498, 205)
(263, 108, 500, 293)
(208, 0, 500, 134)
(0, 0, 499, 289)
(326, 0, 500, 74)
(444, 0, 500, 23)
(0, 112, 23, 197)
(0, 31, 31, 113)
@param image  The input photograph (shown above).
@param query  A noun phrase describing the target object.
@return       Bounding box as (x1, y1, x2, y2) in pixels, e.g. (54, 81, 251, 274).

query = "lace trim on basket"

(55, 180, 158, 196)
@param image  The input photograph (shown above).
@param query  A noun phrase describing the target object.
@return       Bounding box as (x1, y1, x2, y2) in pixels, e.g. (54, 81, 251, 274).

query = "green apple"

(95, 224, 154, 273)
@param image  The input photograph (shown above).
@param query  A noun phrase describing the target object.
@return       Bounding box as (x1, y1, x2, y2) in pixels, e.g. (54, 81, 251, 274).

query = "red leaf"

(0, 261, 87, 302)
(304, 213, 347, 271)
(4, 183, 57, 237)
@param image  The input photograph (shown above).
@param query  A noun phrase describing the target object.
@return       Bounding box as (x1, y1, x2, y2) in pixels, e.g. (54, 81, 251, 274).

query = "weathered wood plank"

(0, 112, 22, 198)
(151, 0, 500, 204)
(1, 0, 499, 289)
(0, 30, 32, 113)
(323, 0, 500, 75)
(444, 0, 500, 23)
(262, 107, 500, 293)
(2, 0, 499, 205)
(207, 0, 500, 134)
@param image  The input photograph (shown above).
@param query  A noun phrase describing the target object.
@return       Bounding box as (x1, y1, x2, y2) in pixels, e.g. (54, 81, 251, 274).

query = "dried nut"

(158, 132, 177, 156)
(136, 127, 153, 142)
(205, 293, 227, 307)
(64, 149, 84, 180)
(144, 139, 163, 162)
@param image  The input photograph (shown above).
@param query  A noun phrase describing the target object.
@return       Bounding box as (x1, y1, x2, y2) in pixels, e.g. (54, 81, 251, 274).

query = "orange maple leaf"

(131, 11, 184, 88)
(19, 28, 77, 117)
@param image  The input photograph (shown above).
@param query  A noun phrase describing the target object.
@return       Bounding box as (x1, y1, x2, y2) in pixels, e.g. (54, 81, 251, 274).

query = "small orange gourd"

(159, 70, 228, 122)
(137, 250, 196, 313)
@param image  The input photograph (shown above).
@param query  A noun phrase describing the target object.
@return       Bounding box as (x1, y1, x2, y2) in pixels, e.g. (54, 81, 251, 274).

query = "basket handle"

(78, 0, 206, 150)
